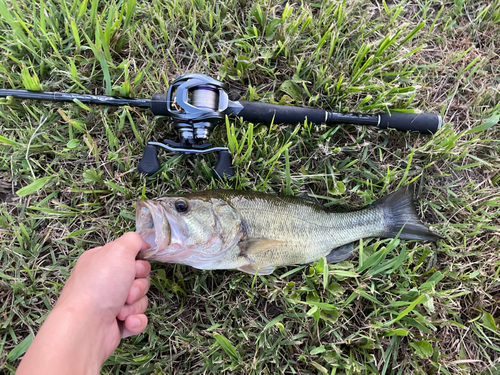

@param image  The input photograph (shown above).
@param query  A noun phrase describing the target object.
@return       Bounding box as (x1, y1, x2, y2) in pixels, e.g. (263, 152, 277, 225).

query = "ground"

(0, 0, 499, 374)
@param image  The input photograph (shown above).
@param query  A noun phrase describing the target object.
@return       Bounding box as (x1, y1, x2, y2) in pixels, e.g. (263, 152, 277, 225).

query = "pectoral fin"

(239, 238, 285, 255)
(325, 242, 354, 263)
(237, 263, 275, 275)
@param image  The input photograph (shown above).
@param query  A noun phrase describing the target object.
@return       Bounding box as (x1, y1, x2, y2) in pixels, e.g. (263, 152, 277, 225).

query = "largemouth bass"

(136, 187, 440, 275)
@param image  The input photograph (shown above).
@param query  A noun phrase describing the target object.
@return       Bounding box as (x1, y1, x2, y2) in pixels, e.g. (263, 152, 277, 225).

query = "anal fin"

(325, 243, 354, 263)
(237, 263, 275, 275)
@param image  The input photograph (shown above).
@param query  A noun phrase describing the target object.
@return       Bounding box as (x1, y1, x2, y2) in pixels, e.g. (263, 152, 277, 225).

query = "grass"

(1, 0, 500, 373)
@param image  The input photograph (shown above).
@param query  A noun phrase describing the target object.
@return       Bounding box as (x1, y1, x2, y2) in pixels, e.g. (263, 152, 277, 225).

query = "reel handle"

(138, 145, 161, 176)
(213, 150, 235, 179)
(137, 144, 234, 179)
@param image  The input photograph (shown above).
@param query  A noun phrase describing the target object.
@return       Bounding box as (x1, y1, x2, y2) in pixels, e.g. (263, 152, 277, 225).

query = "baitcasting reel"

(0, 73, 442, 179)
(138, 74, 243, 178)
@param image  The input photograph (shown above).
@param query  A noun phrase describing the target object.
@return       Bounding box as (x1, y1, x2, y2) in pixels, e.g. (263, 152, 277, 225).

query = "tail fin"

(372, 186, 442, 241)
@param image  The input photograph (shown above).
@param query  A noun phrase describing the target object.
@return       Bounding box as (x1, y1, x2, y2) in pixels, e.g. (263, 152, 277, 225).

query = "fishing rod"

(0, 73, 442, 178)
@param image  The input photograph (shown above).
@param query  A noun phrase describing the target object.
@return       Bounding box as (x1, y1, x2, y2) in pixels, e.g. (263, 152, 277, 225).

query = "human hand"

(54, 232, 152, 361)
(17, 232, 153, 375)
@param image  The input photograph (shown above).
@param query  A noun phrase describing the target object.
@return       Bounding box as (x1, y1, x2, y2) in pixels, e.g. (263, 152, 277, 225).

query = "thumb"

(110, 232, 151, 258)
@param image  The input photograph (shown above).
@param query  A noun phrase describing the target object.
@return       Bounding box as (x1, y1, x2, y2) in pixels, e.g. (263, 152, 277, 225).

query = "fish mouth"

(136, 201, 171, 260)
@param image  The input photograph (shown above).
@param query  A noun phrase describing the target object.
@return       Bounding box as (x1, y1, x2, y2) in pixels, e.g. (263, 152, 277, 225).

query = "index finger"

(109, 232, 151, 257)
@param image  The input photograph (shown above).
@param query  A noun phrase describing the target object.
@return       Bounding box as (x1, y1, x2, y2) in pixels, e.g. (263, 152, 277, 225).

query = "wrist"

(52, 296, 107, 361)
(18, 297, 107, 375)
(54, 291, 102, 325)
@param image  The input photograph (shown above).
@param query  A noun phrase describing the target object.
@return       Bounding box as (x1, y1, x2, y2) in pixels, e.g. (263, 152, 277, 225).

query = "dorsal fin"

(295, 191, 318, 204)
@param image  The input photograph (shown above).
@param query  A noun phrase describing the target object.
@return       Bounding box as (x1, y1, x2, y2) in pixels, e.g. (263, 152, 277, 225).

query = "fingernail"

(130, 316, 141, 328)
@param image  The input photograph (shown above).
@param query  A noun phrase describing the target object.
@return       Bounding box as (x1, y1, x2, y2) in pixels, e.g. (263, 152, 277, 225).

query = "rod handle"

(238, 101, 326, 124)
(378, 112, 442, 134)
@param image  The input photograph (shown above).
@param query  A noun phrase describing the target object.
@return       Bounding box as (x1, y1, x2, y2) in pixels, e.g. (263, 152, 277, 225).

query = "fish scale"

(228, 195, 386, 266)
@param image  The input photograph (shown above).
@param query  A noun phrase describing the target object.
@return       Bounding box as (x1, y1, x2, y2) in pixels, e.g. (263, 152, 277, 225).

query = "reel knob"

(138, 145, 161, 176)
(213, 150, 235, 179)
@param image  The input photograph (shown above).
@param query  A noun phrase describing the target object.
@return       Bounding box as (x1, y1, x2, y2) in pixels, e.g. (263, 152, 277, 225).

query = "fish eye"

(174, 200, 189, 213)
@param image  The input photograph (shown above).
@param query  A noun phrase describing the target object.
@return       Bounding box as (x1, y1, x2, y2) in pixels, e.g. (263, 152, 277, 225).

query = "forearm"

(17, 302, 105, 375)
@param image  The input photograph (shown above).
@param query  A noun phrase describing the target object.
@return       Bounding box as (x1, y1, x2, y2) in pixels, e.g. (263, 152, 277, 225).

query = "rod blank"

(0, 89, 152, 108)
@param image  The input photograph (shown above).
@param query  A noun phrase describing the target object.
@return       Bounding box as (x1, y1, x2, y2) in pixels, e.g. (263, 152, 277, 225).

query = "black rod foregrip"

(238, 100, 327, 124)
(378, 112, 442, 134)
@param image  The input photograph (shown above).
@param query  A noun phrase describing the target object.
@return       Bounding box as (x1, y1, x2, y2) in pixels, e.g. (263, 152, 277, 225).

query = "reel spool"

(138, 74, 242, 178)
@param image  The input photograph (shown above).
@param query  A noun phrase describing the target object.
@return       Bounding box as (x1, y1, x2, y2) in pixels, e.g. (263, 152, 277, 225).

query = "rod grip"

(378, 112, 442, 134)
(238, 100, 326, 124)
